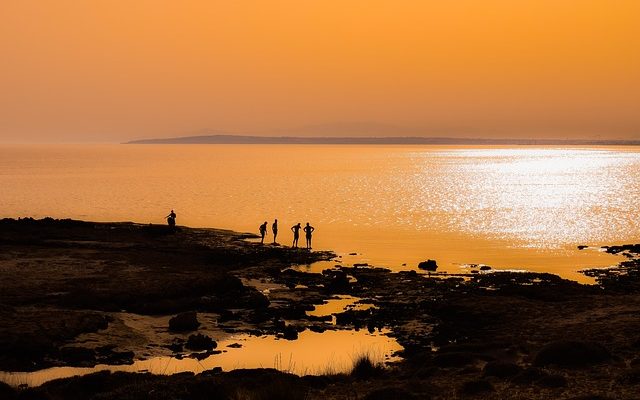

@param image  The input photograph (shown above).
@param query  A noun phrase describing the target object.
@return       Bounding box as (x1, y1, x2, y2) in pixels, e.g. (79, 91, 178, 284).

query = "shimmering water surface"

(1, 144, 639, 281)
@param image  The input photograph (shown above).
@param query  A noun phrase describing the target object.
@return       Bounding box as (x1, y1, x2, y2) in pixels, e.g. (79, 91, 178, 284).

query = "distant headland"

(125, 134, 640, 146)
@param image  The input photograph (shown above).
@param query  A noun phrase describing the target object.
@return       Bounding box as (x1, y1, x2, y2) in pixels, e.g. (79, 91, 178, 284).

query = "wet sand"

(1, 218, 640, 399)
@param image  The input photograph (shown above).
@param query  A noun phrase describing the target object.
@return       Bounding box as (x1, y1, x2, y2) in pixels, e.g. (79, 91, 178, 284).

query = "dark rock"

(577, 245, 588, 250)
(418, 259, 438, 272)
(603, 244, 640, 255)
(479, 265, 491, 271)
(511, 367, 548, 385)
(98, 350, 135, 365)
(324, 270, 350, 293)
(364, 387, 418, 400)
(353, 263, 369, 267)
(166, 341, 184, 353)
(308, 325, 327, 333)
(185, 334, 217, 351)
(534, 340, 611, 368)
(0, 381, 16, 400)
(538, 373, 567, 388)
(281, 325, 299, 340)
(58, 347, 96, 364)
(618, 367, 640, 384)
(482, 361, 521, 378)
(169, 311, 200, 332)
(511, 367, 567, 388)
(226, 343, 242, 348)
(433, 352, 478, 368)
(459, 379, 494, 395)
(217, 310, 236, 322)
(200, 366, 223, 376)
(192, 350, 220, 360)
(335, 310, 370, 327)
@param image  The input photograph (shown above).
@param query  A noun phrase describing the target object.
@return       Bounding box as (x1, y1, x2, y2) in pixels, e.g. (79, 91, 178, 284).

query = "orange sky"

(0, 0, 638, 142)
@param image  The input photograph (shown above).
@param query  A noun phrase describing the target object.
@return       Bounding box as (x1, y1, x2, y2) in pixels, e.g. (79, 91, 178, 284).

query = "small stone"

(185, 334, 217, 351)
(418, 259, 438, 271)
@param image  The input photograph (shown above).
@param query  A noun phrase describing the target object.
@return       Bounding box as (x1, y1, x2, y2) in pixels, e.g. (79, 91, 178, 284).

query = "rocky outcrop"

(169, 312, 200, 332)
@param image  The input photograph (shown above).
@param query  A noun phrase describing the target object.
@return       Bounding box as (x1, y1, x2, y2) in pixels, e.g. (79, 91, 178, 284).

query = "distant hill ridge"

(125, 134, 640, 146)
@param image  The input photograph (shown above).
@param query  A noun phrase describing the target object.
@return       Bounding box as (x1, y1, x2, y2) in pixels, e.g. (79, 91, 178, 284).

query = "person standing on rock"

(166, 210, 176, 228)
(303, 222, 315, 249)
(272, 219, 278, 244)
(259, 221, 268, 244)
(291, 223, 301, 248)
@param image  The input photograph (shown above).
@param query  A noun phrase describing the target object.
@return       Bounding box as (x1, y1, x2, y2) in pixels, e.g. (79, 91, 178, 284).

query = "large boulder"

(418, 259, 438, 272)
(534, 340, 611, 368)
(169, 311, 200, 332)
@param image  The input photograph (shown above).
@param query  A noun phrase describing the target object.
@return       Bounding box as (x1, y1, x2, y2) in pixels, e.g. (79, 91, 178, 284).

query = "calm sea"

(2, 144, 639, 282)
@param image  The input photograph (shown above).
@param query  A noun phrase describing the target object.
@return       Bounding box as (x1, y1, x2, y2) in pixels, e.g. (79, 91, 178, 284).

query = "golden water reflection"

(0, 330, 402, 388)
(0, 144, 638, 281)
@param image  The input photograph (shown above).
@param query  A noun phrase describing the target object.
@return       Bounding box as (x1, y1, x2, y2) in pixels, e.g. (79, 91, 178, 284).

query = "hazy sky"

(1, 0, 639, 143)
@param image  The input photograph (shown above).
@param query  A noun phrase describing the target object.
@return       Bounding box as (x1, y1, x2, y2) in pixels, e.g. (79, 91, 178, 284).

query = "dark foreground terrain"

(1, 218, 640, 399)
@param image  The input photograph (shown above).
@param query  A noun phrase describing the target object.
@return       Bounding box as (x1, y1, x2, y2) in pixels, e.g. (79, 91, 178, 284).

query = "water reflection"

(307, 295, 376, 325)
(0, 330, 402, 388)
(1, 144, 638, 280)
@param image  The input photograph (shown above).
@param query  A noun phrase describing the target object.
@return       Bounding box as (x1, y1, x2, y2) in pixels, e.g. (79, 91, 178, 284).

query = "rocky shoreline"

(1, 218, 640, 399)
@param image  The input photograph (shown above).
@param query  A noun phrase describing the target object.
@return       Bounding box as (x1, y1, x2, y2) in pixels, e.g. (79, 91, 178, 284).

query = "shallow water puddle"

(292, 260, 342, 273)
(307, 295, 376, 324)
(0, 329, 402, 387)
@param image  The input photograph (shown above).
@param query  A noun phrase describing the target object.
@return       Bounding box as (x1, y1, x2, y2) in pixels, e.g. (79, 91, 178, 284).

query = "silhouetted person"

(166, 210, 176, 228)
(272, 219, 278, 244)
(259, 221, 268, 244)
(303, 222, 315, 249)
(291, 223, 301, 248)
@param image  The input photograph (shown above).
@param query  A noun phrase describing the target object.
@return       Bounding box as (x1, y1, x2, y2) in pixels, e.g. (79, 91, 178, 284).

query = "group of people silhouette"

(260, 219, 315, 249)
(166, 210, 315, 249)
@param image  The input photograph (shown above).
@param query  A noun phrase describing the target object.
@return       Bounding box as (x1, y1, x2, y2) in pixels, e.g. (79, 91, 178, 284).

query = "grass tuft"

(350, 354, 385, 380)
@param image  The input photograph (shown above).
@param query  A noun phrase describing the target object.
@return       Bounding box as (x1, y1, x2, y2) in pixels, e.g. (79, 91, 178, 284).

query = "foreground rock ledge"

(2, 218, 640, 400)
